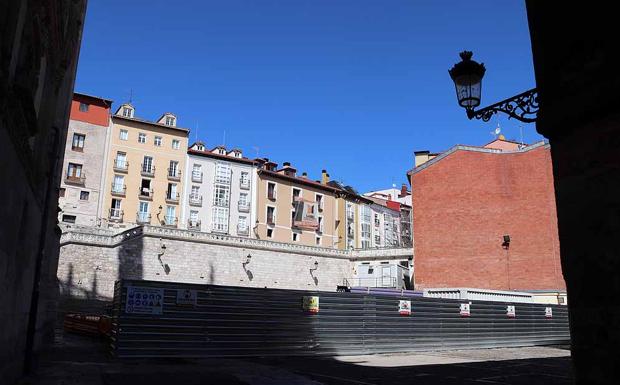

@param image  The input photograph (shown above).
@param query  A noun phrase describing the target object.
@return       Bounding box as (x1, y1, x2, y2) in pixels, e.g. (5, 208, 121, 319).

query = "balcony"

(113, 159, 128, 172)
(238, 202, 250, 213)
(136, 212, 151, 224)
(71, 145, 83, 152)
(108, 208, 123, 222)
(166, 192, 180, 204)
(191, 171, 203, 183)
(141, 164, 155, 177)
(237, 224, 249, 236)
(240, 179, 250, 190)
(189, 193, 202, 206)
(167, 168, 182, 181)
(65, 173, 85, 186)
(188, 219, 201, 231)
(164, 216, 178, 227)
(138, 187, 154, 200)
(111, 183, 126, 196)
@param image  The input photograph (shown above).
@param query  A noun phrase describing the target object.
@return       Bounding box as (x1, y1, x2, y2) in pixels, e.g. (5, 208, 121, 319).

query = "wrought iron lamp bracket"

(466, 88, 538, 123)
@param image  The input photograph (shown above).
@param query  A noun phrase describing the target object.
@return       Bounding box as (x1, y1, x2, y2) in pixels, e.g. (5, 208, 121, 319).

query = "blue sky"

(75, 0, 541, 192)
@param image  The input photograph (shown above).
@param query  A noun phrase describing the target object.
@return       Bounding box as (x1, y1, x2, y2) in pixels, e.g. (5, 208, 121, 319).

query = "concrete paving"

(19, 331, 573, 385)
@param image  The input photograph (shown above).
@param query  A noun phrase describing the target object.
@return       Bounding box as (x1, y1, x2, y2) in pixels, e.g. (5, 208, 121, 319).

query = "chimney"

(301, 172, 308, 178)
(283, 161, 290, 167)
(321, 169, 329, 184)
(399, 183, 408, 198)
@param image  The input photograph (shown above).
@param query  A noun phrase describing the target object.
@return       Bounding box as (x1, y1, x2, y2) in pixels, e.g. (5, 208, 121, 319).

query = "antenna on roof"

(129, 88, 133, 104)
(222, 130, 226, 147)
(252, 146, 260, 158)
(194, 121, 198, 142)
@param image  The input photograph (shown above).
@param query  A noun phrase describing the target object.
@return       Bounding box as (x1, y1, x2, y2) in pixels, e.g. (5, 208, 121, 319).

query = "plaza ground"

(19, 329, 572, 385)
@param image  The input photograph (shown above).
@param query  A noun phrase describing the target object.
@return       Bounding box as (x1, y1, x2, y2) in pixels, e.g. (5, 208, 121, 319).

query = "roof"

(187, 147, 255, 166)
(73, 91, 113, 104)
(112, 115, 190, 134)
(258, 169, 340, 193)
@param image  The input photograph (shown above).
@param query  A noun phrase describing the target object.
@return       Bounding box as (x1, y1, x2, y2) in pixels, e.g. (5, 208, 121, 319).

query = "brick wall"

(411, 144, 565, 291)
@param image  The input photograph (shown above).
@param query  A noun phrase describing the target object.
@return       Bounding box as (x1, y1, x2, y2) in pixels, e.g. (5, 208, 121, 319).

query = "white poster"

(507, 305, 516, 318)
(545, 307, 553, 318)
(176, 289, 197, 306)
(125, 286, 164, 315)
(399, 300, 411, 316)
(460, 303, 471, 317)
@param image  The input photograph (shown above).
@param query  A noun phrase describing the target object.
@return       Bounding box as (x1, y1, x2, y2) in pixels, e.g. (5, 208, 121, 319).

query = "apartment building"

(101, 104, 189, 227)
(327, 180, 375, 250)
(255, 161, 339, 247)
(369, 202, 401, 248)
(58, 93, 112, 226)
(181, 142, 257, 236)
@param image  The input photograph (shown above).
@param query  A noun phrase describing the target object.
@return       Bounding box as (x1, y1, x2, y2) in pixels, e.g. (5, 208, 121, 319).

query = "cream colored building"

(255, 161, 340, 248)
(101, 104, 189, 228)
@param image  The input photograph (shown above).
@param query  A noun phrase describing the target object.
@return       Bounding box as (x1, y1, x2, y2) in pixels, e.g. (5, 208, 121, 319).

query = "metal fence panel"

(111, 280, 570, 358)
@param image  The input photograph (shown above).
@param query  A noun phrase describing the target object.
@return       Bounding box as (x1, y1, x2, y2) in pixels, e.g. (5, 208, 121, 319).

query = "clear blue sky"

(75, 0, 541, 192)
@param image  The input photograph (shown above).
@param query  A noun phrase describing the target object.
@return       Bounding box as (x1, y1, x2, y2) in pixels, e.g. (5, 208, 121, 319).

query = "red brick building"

(409, 139, 565, 292)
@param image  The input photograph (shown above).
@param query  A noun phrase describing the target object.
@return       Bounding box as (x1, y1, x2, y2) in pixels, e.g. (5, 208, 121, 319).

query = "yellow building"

(255, 161, 340, 248)
(330, 184, 374, 250)
(102, 104, 189, 227)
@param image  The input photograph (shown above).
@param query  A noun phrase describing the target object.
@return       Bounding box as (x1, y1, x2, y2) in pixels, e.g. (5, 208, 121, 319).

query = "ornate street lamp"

(449, 51, 539, 123)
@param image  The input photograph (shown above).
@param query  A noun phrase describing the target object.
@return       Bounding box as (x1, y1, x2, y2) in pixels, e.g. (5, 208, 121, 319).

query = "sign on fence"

(507, 305, 516, 318)
(302, 296, 319, 313)
(460, 303, 471, 317)
(126, 286, 164, 315)
(399, 300, 412, 316)
(176, 289, 197, 306)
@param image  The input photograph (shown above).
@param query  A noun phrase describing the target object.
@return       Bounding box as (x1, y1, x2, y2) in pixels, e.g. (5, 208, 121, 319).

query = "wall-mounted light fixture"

(242, 254, 252, 267)
(449, 51, 538, 123)
(310, 260, 319, 272)
(502, 235, 511, 249)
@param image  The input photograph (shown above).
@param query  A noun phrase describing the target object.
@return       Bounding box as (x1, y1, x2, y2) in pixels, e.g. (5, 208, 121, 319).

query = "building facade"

(410, 139, 565, 291)
(101, 104, 189, 228)
(255, 162, 340, 248)
(181, 142, 257, 236)
(58, 93, 112, 226)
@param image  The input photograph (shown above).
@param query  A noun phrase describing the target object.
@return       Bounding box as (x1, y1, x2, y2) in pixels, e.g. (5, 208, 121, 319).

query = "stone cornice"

(60, 225, 413, 260)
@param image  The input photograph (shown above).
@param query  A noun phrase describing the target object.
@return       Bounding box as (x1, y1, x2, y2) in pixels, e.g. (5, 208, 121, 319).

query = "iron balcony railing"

(166, 192, 180, 204)
(108, 208, 123, 221)
(167, 168, 181, 181)
(65, 173, 85, 185)
(238, 202, 250, 212)
(237, 225, 249, 236)
(141, 164, 155, 177)
(189, 193, 202, 206)
(138, 187, 154, 200)
(343, 277, 398, 288)
(113, 159, 128, 172)
(111, 183, 126, 196)
(136, 212, 151, 224)
(164, 216, 178, 227)
(191, 171, 203, 183)
(188, 220, 201, 231)
(71, 144, 84, 152)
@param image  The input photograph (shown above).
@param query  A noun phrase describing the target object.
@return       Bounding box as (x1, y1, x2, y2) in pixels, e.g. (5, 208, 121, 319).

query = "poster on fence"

(545, 307, 553, 318)
(507, 305, 516, 318)
(176, 289, 197, 306)
(399, 300, 412, 315)
(302, 296, 319, 313)
(460, 303, 471, 317)
(125, 286, 164, 315)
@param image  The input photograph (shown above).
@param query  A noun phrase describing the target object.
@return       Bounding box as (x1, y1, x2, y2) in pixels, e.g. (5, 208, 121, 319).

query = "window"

(317, 216, 323, 233)
(59, 188, 65, 197)
(79, 102, 89, 112)
(292, 188, 301, 203)
(239, 192, 248, 206)
(167, 183, 178, 200)
(119, 129, 128, 140)
(137, 201, 149, 223)
(316, 237, 321, 246)
(234, 151, 242, 158)
(292, 232, 299, 242)
(218, 148, 226, 155)
(165, 116, 175, 126)
(215, 163, 231, 184)
(122, 107, 133, 117)
(267, 228, 273, 238)
(346, 203, 354, 220)
(154, 136, 162, 146)
(110, 199, 122, 219)
(191, 185, 200, 195)
(138, 133, 146, 143)
(316, 194, 323, 211)
(165, 206, 177, 226)
(142, 156, 153, 173)
(375, 234, 381, 244)
(140, 179, 152, 196)
(113, 175, 125, 193)
(72, 133, 85, 151)
(67, 163, 82, 177)
(212, 207, 229, 233)
(212, 185, 229, 207)
(267, 182, 276, 200)
(169, 160, 179, 177)
(172, 139, 180, 149)
(267, 206, 275, 225)
(80, 191, 89, 200)
(189, 210, 198, 222)
(240, 171, 250, 188)
(374, 213, 380, 226)
(192, 164, 202, 182)
(238, 216, 248, 235)
(62, 215, 76, 223)
(114, 152, 127, 169)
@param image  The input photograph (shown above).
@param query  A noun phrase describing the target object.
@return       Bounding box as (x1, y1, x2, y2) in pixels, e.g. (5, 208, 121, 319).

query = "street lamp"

(449, 51, 539, 123)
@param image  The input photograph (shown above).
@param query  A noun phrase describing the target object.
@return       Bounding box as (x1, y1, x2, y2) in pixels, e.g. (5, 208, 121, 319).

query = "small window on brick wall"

(80, 191, 89, 200)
